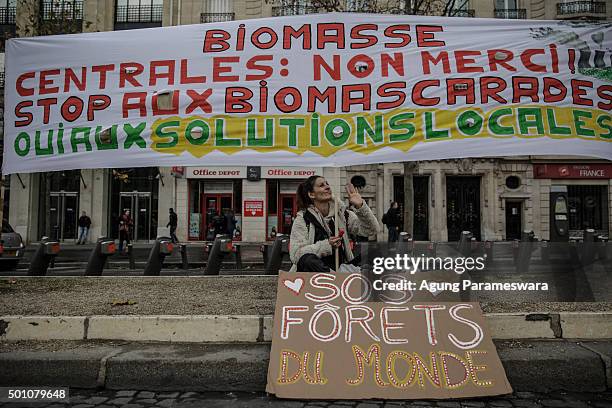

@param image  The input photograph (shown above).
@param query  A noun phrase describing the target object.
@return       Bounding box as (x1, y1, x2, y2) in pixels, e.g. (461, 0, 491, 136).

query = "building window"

(567, 185, 609, 234)
(0, 0, 15, 49)
(114, 0, 163, 30)
(40, 0, 83, 34)
(494, 0, 526, 18)
(273, 0, 316, 16)
(200, 0, 234, 23)
(557, 1, 606, 16)
(505, 176, 521, 190)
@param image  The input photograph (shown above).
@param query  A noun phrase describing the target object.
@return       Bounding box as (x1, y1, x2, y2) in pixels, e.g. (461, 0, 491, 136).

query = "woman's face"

(308, 177, 332, 203)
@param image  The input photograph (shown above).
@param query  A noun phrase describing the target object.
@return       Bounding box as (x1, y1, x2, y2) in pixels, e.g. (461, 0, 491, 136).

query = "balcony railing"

(200, 12, 235, 23)
(449, 9, 475, 17)
(115, 5, 163, 23)
(41, 0, 83, 21)
(0, 6, 15, 25)
(0, 72, 4, 89)
(494, 8, 527, 19)
(557, 1, 606, 15)
(272, 5, 317, 16)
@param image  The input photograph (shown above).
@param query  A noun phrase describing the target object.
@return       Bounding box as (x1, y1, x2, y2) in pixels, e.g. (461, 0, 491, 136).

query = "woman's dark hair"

(296, 175, 322, 210)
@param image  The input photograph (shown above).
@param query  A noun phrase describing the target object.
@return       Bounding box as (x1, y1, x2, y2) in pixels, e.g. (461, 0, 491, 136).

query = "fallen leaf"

(111, 299, 137, 306)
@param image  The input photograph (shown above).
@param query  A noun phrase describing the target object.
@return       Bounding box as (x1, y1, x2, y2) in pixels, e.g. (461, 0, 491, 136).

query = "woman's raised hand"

(345, 183, 363, 209)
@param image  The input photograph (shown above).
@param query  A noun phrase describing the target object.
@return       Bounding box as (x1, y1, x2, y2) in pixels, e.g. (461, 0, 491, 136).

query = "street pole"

(403, 162, 418, 237)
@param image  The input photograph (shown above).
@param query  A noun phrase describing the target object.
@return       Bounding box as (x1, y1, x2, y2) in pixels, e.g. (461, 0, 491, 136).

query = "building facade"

(2, 0, 611, 243)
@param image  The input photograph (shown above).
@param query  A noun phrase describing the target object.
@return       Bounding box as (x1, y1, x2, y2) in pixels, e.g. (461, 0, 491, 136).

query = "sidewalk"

(0, 339, 610, 393)
(1, 276, 611, 393)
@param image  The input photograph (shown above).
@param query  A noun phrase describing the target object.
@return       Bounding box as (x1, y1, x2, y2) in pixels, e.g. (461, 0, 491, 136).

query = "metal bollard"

(205, 235, 233, 275)
(511, 239, 520, 265)
(233, 244, 242, 270)
(457, 231, 472, 257)
(260, 244, 269, 267)
(541, 240, 549, 264)
(127, 243, 135, 269)
(470, 237, 480, 257)
(426, 241, 437, 258)
(180, 244, 189, 270)
(582, 229, 595, 267)
(27, 237, 60, 276)
(397, 232, 413, 255)
(143, 237, 174, 276)
(484, 241, 493, 265)
(596, 235, 608, 261)
(84, 237, 117, 276)
(265, 234, 289, 275)
(516, 230, 535, 273)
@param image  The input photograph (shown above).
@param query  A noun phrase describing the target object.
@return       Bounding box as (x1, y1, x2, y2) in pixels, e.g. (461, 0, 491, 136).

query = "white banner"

(3, 14, 611, 174)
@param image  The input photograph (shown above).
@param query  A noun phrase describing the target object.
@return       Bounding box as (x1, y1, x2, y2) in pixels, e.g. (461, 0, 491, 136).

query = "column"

(175, 177, 189, 242)
(156, 167, 175, 238)
(482, 171, 497, 240)
(9, 174, 39, 242)
(242, 179, 266, 242)
(430, 169, 446, 242)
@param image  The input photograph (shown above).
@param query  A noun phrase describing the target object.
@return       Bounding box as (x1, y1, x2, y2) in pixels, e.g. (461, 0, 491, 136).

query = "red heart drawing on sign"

(283, 278, 304, 295)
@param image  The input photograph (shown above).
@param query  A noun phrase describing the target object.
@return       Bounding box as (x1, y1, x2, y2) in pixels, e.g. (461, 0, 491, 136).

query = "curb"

(2, 312, 611, 342)
(0, 341, 609, 393)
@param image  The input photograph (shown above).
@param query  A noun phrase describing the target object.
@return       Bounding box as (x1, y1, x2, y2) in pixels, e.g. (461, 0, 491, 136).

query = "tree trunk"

(403, 161, 418, 237)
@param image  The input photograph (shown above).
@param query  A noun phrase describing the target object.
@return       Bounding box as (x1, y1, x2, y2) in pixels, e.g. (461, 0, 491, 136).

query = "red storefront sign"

(534, 164, 612, 179)
(244, 200, 264, 217)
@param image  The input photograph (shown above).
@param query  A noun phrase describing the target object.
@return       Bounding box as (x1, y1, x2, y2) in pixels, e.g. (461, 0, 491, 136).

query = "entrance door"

(505, 201, 522, 240)
(446, 177, 481, 241)
(119, 192, 152, 241)
(49, 192, 78, 241)
(202, 194, 233, 236)
(279, 194, 297, 235)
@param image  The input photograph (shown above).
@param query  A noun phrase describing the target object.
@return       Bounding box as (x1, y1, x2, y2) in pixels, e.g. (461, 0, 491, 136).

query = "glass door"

(49, 191, 79, 241)
(137, 193, 151, 240)
(279, 194, 297, 235)
(119, 192, 152, 241)
(202, 193, 233, 238)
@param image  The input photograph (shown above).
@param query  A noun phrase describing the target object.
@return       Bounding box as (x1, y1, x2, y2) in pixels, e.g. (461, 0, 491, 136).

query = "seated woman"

(289, 175, 379, 272)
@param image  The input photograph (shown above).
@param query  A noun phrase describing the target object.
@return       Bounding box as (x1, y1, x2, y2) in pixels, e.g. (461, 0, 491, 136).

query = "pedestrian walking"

(77, 211, 92, 244)
(167, 208, 178, 243)
(383, 202, 402, 242)
(118, 209, 133, 253)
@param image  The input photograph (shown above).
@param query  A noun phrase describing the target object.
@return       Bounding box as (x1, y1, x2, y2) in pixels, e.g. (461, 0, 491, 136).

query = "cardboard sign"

(266, 271, 512, 399)
(4, 14, 611, 174)
(244, 200, 264, 217)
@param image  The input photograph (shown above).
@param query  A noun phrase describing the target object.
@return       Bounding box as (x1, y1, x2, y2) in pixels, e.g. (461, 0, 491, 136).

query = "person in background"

(213, 211, 225, 236)
(118, 209, 133, 253)
(289, 175, 378, 272)
(384, 201, 402, 242)
(224, 209, 237, 237)
(77, 211, 92, 245)
(167, 208, 178, 243)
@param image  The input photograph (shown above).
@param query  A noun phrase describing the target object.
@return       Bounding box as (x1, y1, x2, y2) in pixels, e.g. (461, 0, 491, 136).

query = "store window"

(38, 170, 81, 241)
(188, 179, 241, 240)
(266, 180, 300, 239)
(568, 185, 609, 234)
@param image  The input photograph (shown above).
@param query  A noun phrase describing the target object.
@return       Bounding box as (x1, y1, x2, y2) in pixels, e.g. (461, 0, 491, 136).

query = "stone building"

(2, 0, 611, 243)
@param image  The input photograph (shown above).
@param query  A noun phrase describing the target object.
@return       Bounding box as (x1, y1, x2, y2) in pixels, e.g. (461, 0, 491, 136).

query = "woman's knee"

(297, 254, 331, 272)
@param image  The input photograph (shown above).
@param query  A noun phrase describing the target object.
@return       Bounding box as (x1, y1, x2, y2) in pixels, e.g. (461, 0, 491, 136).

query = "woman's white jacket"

(288, 201, 379, 272)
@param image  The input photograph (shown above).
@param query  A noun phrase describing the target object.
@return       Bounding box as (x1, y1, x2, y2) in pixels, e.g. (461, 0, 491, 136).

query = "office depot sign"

(262, 167, 323, 179)
(187, 167, 245, 178)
